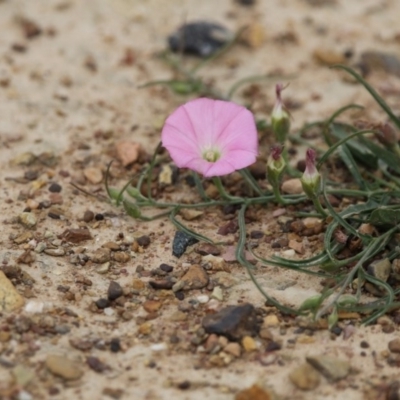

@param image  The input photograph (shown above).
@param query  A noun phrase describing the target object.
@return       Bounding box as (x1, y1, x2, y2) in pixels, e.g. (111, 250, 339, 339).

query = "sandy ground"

(1, 0, 400, 399)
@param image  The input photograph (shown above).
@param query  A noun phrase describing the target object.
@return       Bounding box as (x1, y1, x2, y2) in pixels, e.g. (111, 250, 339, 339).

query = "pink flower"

(161, 98, 258, 177)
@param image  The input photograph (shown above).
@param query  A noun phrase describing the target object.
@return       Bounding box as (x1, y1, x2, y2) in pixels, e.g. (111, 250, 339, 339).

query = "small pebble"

(110, 338, 121, 353)
(235, 384, 274, 400)
(281, 178, 303, 195)
(289, 363, 321, 390)
(211, 286, 223, 301)
(242, 336, 257, 352)
(168, 21, 232, 57)
(86, 356, 108, 373)
(160, 263, 173, 273)
(108, 281, 123, 301)
(104, 307, 114, 316)
(172, 264, 209, 292)
(224, 342, 241, 357)
(83, 167, 103, 184)
(388, 338, 400, 353)
(306, 355, 350, 381)
(172, 231, 198, 258)
(196, 295, 210, 304)
(143, 300, 162, 313)
(137, 235, 151, 247)
(48, 182, 62, 193)
(45, 355, 83, 380)
(115, 141, 141, 166)
(19, 212, 37, 228)
(0, 274, 28, 313)
(95, 298, 110, 309)
(96, 262, 110, 274)
(83, 210, 94, 222)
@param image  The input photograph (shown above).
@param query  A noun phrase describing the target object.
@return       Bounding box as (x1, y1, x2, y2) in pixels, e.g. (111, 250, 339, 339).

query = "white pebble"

(196, 295, 209, 304)
(18, 390, 33, 400)
(104, 307, 115, 316)
(150, 342, 168, 352)
(211, 286, 223, 301)
(281, 249, 296, 257)
(24, 301, 44, 314)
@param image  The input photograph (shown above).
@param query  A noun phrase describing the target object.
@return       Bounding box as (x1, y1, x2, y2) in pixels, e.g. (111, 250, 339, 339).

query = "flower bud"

(267, 145, 286, 186)
(107, 187, 123, 201)
(126, 186, 144, 200)
(328, 307, 338, 330)
(271, 83, 291, 144)
(299, 294, 323, 311)
(122, 199, 141, 219)
(375, 122, 399, 147)
(301, 148, 321, 199)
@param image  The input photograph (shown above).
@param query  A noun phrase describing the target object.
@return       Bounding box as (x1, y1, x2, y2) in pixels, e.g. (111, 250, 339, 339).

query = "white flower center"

(202, 148, 221, 162)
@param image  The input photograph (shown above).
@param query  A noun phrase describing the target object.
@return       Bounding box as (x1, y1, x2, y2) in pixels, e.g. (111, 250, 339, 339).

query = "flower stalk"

(267, 145, 287, 204)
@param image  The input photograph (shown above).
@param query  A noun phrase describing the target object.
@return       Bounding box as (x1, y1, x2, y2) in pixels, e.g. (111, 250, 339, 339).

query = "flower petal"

(165, 145, 200, 168)
(161, 97, 258, 177)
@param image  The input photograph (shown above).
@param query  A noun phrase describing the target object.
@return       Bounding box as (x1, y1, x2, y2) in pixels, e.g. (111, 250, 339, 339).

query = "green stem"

(239, 169, 264, 196)
(212, 176, 241, 201)
(310, 194, 328, 217)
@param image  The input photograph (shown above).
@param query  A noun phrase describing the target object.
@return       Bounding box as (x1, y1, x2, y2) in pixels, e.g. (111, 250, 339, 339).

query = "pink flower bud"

(271, 84, 290, 144)
(301, 148, 320, 198)
(267, 145, 286, 185)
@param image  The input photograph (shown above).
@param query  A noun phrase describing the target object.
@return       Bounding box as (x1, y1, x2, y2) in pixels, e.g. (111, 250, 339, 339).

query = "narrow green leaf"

(331, 65, 400, 130)
(369, 207, 400, 226)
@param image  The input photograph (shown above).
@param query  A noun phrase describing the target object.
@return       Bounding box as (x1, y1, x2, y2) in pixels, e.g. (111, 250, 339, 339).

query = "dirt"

(1, 0, 400, 399)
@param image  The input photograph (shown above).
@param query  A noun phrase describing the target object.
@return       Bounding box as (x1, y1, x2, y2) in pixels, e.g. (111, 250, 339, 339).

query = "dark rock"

(160, 263, 173, 273)
(168, 21, 232, 58)
(86, 356, 108, 373)
(172, 231, 198, 258)
(48, 211, 61, 220)
(83, 210, 94, 222)
(250, 230, 264, 239)
(222, 203, 241, 215)
(137, 235, 151, 247)
(266, 341, 281, 352)
(175, 291, 185, 301)
(107, 281, 123, 301)
(95, 213, 104, 221)
(360, 340, 370, 348)
(110, 338, 121, 353)
(49, 182, 62, 193)
(95, 298, 110, 309)
(202, 304, 259, 341)
(236, 0, 256, 5)
(149, 279, 174, 290)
